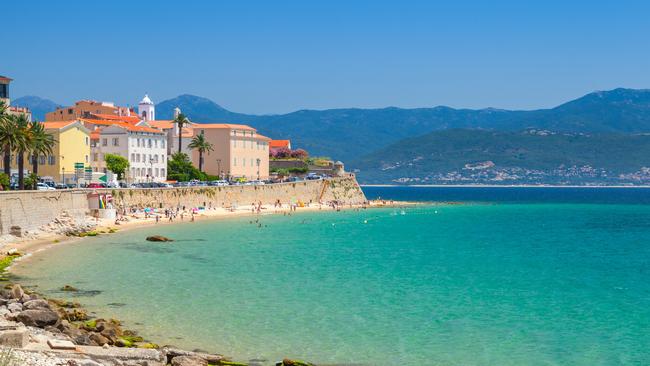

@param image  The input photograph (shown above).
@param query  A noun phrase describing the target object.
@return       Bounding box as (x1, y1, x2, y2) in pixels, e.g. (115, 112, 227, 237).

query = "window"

(155, 168, 159, 177)
(155, 140, 158, 148)
(131, 153, 135, 162)
(233, 157, 237, 166)
(102, 138, 107, 147)
(85, 137, 89, 145)
(136, 154, 141, 163)
(67, 108, 73, 114)
(161, 154, 165, 163)
(85, 155, 89, 163)
(112, 138, 119, 146)
(148, 139, 152, 148)
(48, 156, 55, 165)
(39, 156, 46, 165)
(162, 140, 166, 148)
(161, 168, 166, 177)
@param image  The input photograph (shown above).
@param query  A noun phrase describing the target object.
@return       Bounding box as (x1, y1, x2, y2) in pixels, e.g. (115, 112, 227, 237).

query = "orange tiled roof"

(90, 130, 100, 140)
(81, 119, 163, 134)
(269, 139, 290, 148)
(148, 120, 175, 129)
(91, 113, 141, 124)
(42, 121, 78, 129)
(196, 123, 256, 131)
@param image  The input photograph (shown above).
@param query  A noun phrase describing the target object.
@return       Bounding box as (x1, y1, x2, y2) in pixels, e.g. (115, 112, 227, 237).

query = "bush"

(0, 173, 9, 191)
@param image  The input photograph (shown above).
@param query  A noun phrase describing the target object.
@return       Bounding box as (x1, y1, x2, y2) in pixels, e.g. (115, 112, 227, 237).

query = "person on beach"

(191, 212, 195, 222)
(156, 215, 159, 224)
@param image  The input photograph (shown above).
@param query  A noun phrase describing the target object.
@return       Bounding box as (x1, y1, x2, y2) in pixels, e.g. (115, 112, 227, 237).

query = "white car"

(36, 183, 56, 191)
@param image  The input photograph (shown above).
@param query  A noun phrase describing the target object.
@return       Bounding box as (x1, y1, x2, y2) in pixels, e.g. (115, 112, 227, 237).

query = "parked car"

(54, 183, 68, 189)
(306, 173, 321, 180)
(36, 182, 56, 191)
(86, 183, 104, 189)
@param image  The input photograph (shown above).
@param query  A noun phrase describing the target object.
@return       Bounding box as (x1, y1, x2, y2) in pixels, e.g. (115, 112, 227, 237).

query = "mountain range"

(13, 88, 650, 184)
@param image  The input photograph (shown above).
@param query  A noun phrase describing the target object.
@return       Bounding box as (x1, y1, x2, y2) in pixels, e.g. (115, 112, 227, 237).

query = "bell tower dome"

(138, 94, 155, 121)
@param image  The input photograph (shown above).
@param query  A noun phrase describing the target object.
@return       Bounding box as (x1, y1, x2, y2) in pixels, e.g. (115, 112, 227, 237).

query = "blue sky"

(3, 0, 649, 114)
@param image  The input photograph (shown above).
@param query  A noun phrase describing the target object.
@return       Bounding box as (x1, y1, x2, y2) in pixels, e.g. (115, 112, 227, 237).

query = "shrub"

(0, 173, 9, 190)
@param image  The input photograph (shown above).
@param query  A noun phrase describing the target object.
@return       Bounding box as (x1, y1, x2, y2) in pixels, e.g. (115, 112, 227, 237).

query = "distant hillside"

(11, 96, 60, 121)
(350, 129, 650, 185)
(155, 88, 650, 162)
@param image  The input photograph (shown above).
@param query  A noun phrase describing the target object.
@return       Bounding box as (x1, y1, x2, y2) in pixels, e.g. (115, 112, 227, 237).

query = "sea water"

(12, 187, 650, 365)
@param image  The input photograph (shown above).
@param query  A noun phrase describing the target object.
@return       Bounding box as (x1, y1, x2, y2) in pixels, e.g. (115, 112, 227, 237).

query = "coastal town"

(1, 75, 345, 191)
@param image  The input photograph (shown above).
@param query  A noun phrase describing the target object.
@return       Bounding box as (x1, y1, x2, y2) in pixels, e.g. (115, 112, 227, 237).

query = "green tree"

(173, 113, 190, 155)
(11, 114, 31, 190)
(104, 153, 129, 181)
(0, 101, 18, 178)
(187, 133, 214, 172)
(167, 152, 205, 181)
(29, 121, 56, 179)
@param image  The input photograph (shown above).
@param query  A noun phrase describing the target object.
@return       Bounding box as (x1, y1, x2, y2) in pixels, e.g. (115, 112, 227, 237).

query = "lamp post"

(256, 158, 261, 180)
(149, 157, 155, 182)
(216, 159, 221, 179)
(61, 167, 65, 185)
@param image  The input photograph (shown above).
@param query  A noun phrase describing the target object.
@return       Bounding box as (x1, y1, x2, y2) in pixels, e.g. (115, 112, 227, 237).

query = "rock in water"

(16, 309, 60, 327)
(61, 285, 78, 292)
(146, 235, 173, 242)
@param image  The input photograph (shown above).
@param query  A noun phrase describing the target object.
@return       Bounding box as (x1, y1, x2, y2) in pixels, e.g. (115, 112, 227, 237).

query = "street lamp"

(149, 157, 155, 182)
(216, 159, 221, 179)
(61, 167, 65, 185)
(256, 158, 261, 180)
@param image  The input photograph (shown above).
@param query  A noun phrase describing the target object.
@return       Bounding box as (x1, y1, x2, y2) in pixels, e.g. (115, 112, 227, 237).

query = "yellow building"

(40, 121, 91, 184)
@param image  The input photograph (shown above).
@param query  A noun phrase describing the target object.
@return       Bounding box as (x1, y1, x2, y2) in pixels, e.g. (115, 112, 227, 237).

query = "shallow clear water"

(12, 191, 650, 365)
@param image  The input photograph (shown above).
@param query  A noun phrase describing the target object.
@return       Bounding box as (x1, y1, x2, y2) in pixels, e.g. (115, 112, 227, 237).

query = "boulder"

(23, 299, 51, 310)
(0, 329, 28, 348)
(171, 356, 208, 366)
(61, 285, 78, 292)
(89, 332, 110, 346)
(10, 284, 24, 300)
(146, 235, 174, 242)
(16, 309, 60, 327)
(7, 302, 22, 313)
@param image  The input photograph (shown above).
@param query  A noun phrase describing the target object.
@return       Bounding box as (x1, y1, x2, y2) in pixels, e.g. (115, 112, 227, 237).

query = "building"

(0, 75, 32, 121)
(192, 124, 270, 180)
(46, 100, 132, 121)
(270, 140, 291, 150)
(88, 122, 167, 182)
(138, 94, 155, 121)
(40, 121, 91, 184)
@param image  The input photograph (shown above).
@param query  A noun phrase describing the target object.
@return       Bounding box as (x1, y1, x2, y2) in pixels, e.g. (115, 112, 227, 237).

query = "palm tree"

(173, 113, 190, 155)
(0, 101, 13, 177)
(188, 133, 214, 172)
(29, 121, 56, 187)
(12, 114, 31, 190)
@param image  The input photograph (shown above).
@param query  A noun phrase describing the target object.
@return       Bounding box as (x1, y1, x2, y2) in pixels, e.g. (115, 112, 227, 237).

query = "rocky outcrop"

(146, 235, 173, 242)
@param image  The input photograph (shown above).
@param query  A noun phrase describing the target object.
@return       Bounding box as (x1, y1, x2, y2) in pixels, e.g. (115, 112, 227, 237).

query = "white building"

(138, 94, 155, 122)
(90, 123, 167, 182)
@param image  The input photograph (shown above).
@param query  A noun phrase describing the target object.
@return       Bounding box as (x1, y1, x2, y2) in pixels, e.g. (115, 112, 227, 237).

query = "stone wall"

(0, 177, 366, 236)
(0, 190, 89, 236)
(97, 176, 366, 210)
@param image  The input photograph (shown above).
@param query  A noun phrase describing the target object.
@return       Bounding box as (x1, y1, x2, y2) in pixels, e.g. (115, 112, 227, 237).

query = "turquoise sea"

(12, 187, 650, 365)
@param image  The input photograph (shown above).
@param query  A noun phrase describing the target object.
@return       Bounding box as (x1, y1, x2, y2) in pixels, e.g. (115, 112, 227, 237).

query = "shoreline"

(1, 199, 419, 365)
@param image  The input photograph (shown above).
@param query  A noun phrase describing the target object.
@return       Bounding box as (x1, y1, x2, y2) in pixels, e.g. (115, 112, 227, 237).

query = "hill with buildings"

(154, 88, 650, 163)
(350, 129, 650, 185)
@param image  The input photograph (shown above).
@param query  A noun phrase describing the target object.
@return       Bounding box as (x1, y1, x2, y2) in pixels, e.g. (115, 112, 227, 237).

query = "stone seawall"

(0, 190, 89, 237)
(97, 176, 366, 210)
(0, 177, 366, 236)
